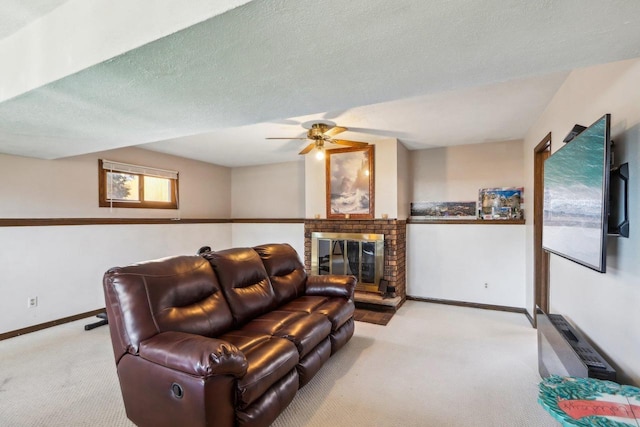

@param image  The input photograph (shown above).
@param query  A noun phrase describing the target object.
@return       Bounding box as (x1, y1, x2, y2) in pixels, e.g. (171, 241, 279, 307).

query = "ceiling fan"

(266, 120, 369, 158)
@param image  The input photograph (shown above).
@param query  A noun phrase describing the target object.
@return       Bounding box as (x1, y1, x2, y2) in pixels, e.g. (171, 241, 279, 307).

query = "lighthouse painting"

(326, 145, 374, 219)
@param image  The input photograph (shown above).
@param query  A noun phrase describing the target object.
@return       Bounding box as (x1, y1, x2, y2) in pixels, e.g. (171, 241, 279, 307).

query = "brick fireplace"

(304, 219, 406, 306)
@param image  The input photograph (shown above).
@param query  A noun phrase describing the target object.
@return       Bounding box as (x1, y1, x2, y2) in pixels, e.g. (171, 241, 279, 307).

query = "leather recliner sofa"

(103, 243, 356, 427)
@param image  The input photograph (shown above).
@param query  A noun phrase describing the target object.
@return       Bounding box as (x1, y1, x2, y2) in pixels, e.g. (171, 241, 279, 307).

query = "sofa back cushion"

(103, 255, 233, 360)
(253, 243, 307, 306)
(204, 248, 276, 325)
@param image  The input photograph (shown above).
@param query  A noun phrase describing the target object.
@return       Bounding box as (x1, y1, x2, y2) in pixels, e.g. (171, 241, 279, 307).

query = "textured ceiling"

(1, 0, 640, 166)
(0, 0, 70, 39)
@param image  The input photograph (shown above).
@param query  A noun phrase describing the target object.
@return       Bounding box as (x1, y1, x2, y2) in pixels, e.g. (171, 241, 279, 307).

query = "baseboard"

(0, 308, 105, 341)
(406, 296, 526, 314)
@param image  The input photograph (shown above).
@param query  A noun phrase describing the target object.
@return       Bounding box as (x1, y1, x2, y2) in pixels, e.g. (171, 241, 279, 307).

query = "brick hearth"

(304, 219, 406, 303)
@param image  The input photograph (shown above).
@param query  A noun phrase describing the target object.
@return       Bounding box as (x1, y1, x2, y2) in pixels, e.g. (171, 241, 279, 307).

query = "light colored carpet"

(0, 301, 557, 426)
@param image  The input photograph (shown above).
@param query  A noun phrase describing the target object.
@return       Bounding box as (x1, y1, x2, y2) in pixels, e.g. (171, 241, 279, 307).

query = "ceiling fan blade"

(324, 126, 348, 138)
(299, 143, 316, 155)
(266, 137, 309, 140)
(331, 139, 369, 147)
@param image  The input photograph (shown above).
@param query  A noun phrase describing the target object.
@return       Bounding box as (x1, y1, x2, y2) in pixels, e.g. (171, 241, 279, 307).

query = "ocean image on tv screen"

(542, 116, 607, 271)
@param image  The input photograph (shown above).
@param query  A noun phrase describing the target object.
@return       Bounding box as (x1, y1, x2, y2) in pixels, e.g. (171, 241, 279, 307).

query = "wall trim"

(407, 295, 526, 314)
(0, 218, 307, 227)
(0, 218, 229, 227)
(524, 309, 535, 328)
(0, 308, 105, 341)
(231, 218, 305, 223)
(407, 219, 525, 225)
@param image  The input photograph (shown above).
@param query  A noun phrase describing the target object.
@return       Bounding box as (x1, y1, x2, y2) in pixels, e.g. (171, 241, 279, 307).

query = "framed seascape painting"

(326, 145, 374, 219)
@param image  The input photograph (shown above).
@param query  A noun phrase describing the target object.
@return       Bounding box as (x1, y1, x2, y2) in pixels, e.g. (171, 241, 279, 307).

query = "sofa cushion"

(103, 255, 233, 356)
(296, 338, 331, 387)
(314, 298, 356, 331)
(219, 331, 299, 409)
(204, 248, 276, 326)
(277, 295, 327, 312)
(279, 296, 355, 331)
(330, 317, 355, 355)
(253, 243, 307, 306)
(240, 311, 332, 358)
(236, 369, 299, 427)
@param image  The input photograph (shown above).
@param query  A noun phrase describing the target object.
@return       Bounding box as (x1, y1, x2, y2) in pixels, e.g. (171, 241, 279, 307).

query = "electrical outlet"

(484, 283, 488, 289)
(27, 296, 38, 308)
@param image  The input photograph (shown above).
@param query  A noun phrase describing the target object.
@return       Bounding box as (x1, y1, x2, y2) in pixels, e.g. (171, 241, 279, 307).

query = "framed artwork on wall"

(410, 201, 477, 219)
(326, 145, 374, 219)
(478, 187, 524, 219)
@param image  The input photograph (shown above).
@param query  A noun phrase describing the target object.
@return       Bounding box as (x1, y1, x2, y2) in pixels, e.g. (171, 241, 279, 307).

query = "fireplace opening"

(311, 232, 384, 293)
(304, 219, 406, 307)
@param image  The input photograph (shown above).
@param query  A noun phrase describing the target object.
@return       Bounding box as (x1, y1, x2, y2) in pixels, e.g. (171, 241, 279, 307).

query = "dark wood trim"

(0, 308, 105, 341)
(98, 159, 179, 209)
(0, 218, 230, 227)
(231, 218, 305, 224)
(305, 218, 405, 223)
(534, 132, 552, 327)
(524, 309, 535, 328)
(407, 295, 526, 314)
(0, 218, 312, 227)
(407, 218, 525, 225)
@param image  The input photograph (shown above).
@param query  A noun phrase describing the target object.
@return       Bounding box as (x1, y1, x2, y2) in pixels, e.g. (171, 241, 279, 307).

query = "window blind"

(101, 159, 178, 180)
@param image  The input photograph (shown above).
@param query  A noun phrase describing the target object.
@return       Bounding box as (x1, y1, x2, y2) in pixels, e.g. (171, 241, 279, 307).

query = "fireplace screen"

(311, 232, 384, 293)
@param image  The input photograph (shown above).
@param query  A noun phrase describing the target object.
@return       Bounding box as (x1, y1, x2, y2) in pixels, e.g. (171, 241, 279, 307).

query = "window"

(99, 159, 179, 209)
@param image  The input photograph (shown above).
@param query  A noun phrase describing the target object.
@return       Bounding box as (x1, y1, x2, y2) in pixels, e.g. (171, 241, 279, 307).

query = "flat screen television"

(542, 114, 611, 273)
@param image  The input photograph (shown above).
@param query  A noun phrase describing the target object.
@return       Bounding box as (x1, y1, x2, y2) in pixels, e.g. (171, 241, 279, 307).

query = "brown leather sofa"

(103, 243, 356, 427)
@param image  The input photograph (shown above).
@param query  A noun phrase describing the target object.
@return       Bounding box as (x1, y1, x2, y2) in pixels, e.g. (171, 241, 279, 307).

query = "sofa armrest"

(306, 275, 357, 299)
(139, 331, 248, 378)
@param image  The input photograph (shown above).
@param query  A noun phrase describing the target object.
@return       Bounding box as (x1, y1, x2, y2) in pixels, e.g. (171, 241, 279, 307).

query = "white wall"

(411, 139, 524, 202)
(0, 223, 231, 333)
(1, 147, 315, 335)
(231, 223, 305, 257)
(0, 147, 232, 334)
(0, 146, 231, 218)
(397, 142, 411, 219)
(375, 139, 399, 218)
(407, 224, 525, 307)
(305, 151, 326, 218)
(231, 161, 304, 218)
(523, 57, 640, 385)
(230, 161, 306, 263)
(407, 140, 526, 307)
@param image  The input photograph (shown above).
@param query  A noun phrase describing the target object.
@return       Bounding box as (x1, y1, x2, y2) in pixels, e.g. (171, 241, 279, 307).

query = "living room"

(1, 1, 640, 425)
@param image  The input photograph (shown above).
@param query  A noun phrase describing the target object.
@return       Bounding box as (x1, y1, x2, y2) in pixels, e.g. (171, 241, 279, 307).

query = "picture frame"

(410, 201, 477, 219)
(326, 145, 374, 219)
(478, 187, 523, 219)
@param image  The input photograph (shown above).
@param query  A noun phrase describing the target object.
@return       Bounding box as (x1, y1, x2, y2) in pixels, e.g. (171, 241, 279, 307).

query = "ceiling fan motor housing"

(308, 123, 330, 139)
(267, 120, 367, 155)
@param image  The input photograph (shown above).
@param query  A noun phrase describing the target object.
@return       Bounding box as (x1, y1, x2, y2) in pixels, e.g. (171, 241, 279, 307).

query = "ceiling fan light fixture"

(267, 121, 367, 157)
